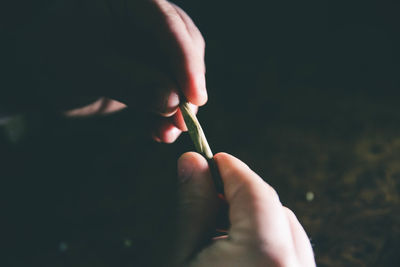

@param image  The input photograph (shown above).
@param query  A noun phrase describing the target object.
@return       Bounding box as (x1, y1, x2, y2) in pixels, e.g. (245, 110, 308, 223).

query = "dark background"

(1, 0, 400, 266)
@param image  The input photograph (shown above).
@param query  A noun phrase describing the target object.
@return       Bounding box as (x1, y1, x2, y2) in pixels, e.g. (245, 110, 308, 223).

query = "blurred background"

(1, 0, 399, 266)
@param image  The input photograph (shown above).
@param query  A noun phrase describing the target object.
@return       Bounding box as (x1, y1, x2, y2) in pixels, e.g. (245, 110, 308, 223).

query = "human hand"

(174, 152, 315, 267)
(19, 0, 206, 143)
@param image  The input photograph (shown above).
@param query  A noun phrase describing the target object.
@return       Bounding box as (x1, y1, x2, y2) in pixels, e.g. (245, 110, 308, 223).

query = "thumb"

(214, 153, 294, 251)
(174, 152, 219, 265)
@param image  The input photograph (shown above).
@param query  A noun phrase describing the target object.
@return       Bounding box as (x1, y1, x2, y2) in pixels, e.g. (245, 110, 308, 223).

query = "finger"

(213, 153, 295, 254)
(64, 97, 127, 117)
(152, 119, 182, 143)
(126, 0, 207, 106)
(172, 102, 198, 131)
(174, 152, 219, 265)
(94, 52, 180, 116)
(134, 108, 182, 144)
(284, 207, 316, 267)
(171, 3, 206, 56)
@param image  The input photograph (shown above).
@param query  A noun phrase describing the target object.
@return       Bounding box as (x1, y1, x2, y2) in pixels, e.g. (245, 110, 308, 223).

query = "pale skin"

(176, 152, 316, 267)
(13, 0, 315, 265)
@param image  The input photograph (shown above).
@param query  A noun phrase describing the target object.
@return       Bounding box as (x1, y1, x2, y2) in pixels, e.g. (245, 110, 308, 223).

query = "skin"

(175, 152, 316, 267)
(15, 0, 205, 143)
(10, 1, 315, 265)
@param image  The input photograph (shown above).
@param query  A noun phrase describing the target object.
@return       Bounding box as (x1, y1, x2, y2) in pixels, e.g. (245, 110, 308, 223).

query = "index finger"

(126, 0, 207, 106)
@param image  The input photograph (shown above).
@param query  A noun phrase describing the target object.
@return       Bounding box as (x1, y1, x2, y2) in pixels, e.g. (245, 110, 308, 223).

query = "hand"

(17, 0, 206, 143)
(174, 152, 316, 267)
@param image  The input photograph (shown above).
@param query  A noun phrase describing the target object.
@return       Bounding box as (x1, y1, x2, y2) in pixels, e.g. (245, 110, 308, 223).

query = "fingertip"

(178, 151, 208, 173)
(157, 123, 182, 143)
(163, 127, 182, 144)
(177, 151, 214, 190)
(183, 73, 208, 107)
(178, 152, 200, 184)
(194, 73, 208, 106)
(213, 152, 231, 161)
(178, 151, 200, 162)
(158, 90, 180, 117)
(172, 108, 188, 131)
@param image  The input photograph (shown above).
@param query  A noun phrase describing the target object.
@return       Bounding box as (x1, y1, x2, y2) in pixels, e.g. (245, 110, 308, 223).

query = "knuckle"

(198, 34, 206, 49)
(283, 206, 297, 219)
(151, 0, 182, 23)
(268, 185, 279, 200)
(161, 3, 182, 22)
(262, 182, 280, 202)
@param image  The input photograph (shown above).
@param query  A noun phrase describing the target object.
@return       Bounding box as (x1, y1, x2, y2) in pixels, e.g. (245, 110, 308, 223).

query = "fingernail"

(161, 91, 180, 116)
(166, 91, 180, 110)
(178, 155, 194, 184)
